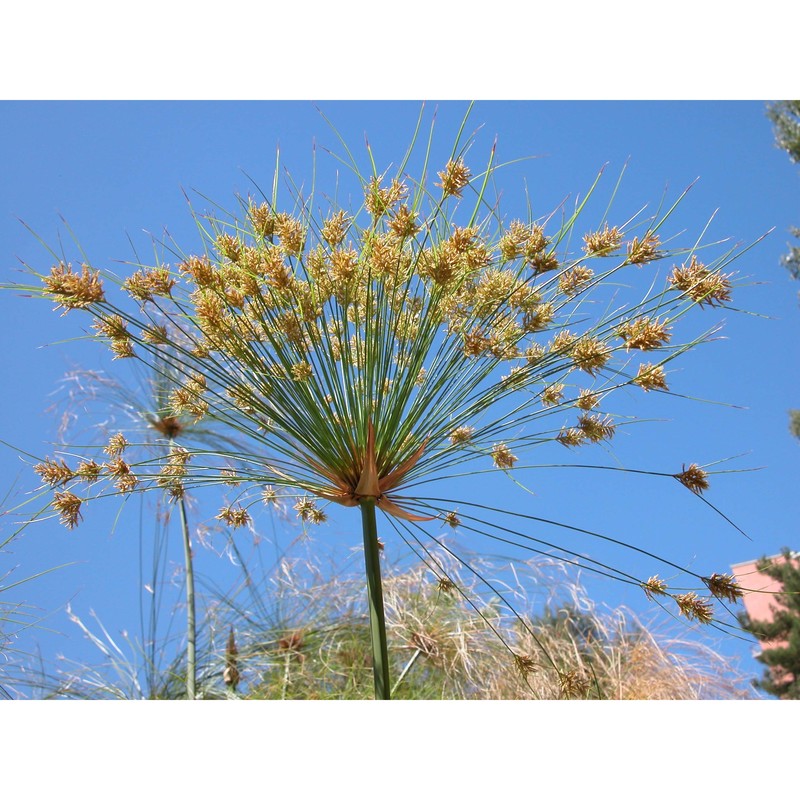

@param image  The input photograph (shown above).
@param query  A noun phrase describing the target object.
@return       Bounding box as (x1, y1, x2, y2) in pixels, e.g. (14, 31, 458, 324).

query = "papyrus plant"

(12, 110, 755, 698)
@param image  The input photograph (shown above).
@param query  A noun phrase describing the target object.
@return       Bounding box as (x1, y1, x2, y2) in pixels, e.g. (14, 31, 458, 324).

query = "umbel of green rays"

(8, 106, 761, 698)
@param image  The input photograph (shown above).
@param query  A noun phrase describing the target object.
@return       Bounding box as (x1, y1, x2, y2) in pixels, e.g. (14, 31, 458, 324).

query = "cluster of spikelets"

(25, 132, 748, 635)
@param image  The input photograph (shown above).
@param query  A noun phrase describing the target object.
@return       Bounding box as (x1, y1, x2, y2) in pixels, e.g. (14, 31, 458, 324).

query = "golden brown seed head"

(105, 433, 129, 458)
(499, 220, 531, 261)
(294, 497, 327, 524)
(675, 463, 709, 495)
(524, 343, 545, 365)
(262, 486, 278, 505)
(179, 255, 219, 288)
(436, 158, 472, 198)
(633, 363, 669, 392)
(75, 460, 102, 484)
(703, 573, 743, 603)
(522, 302, 555, 333)
(449, 426, 475, 446)
(577, 413, 615, 443)
(290, 361, 313, 382)
(550, 330, 577, 354)
(616, 318, 671, 351)
(571, 337, 611, 376)
(141, 325, 169, 346)
(123, 268, 176, 301)
(275, 214, 305, 257)
(463, 327, 490, 357)
(443, 511, 461, 529)
(53, 491, 83, 529)
(34, 457, 74, 487)
(583, 224, 623, 256)
(514, 654, 537, 676)
(387, 205, 420, 239)
(364, 177, 408, 217)
(559, 670, 591, 699)
(249, 202, 276, 238)
(43, 263, 105, 311)
(575, 389, 600, 410)
(492, 443, 518, 469)
(216, 505, 251, 528)
(541, 383, 565, 407)
(668, 256, 732, 306)
(556, 427, 586, 448)
(528, 251, 560, 275)
(558, 266, 594, 297)
(675, 592, 714, 624)
(641, 575, 668, 600)
(104, 458, 138, 493)
(321, 210, 350, 248)
(626, 233, 661, 265)
(215, 233, 242, 263)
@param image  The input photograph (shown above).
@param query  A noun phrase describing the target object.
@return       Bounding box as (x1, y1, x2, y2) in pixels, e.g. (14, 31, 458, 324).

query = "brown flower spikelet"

(53, 491, 82, 529)
(617, 318, 671, 351)
(105, 433, 129, 458)
(558, 266, 594, 297)
(633, 363, 669, 392)
(577, 413, 615, 443)
(641, 576, 668, 600)
(675, 592, 714, 624)
(626, 233, 661, 265)
(43, 263, 105, 311)
(703, 573, 743, 603)
(492, 443, 517, 469)
(675, 463, 709, 495)
(571, 337, 611, 376)
(449, 426, 475, 445)
(34, 457, 74, 487)
(321, 211, 350, 247)
(75, 460, 102, 484)
(557, 427, 585, 448)
(583, 224, 623, 255)
(217, 506, 251, 528)
(436, 158, 471, 198)
(575, 389, 600, 410)
(668, 256, 732, 307)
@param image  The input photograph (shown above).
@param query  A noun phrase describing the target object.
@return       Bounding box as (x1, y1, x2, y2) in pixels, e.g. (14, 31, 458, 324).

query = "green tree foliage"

(738, 548, 800, 699)
(767, 101, 800, 436)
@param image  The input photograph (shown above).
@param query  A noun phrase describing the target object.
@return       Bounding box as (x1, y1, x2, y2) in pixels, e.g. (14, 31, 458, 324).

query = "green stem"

(360, 498, 391, 699)
(178, 496, 196, 700)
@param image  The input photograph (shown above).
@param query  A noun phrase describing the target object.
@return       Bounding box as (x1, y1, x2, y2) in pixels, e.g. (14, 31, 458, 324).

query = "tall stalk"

(178, 495, 196, 700)
(360, 498, 391, 699)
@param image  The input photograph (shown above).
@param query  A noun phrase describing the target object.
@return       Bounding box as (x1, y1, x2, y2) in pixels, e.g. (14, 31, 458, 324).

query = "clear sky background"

(2, 100, 799, 698)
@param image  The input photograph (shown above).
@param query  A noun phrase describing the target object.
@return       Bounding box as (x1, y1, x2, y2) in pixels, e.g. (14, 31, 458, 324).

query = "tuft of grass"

(23, 552, 751, 700)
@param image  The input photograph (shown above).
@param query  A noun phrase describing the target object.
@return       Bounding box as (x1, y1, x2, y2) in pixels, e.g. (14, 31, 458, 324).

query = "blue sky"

(1, 100, 799, 704)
